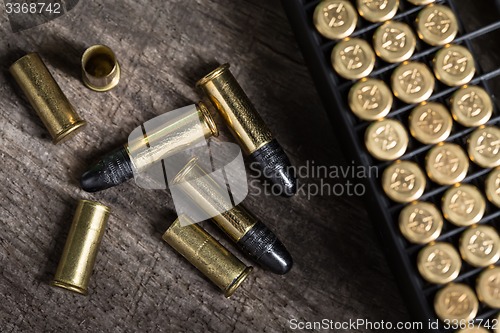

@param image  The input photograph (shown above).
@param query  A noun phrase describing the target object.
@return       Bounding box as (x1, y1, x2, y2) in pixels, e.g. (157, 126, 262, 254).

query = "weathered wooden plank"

(0, 1, 410, 332)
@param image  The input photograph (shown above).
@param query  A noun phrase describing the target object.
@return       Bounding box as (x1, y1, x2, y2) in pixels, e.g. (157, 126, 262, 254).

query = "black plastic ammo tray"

(281, 0, 500, 331)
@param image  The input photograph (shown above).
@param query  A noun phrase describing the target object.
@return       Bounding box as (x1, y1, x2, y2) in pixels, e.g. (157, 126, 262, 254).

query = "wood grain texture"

(5, 0, 484, 332)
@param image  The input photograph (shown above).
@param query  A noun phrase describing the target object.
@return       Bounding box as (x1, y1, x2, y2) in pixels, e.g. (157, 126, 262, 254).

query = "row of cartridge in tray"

(9, 44, 297, 297)
(313, 0, 500, 329)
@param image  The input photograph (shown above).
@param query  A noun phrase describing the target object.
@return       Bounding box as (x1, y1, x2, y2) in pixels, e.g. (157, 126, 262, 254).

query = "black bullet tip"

(250, 139, 297, 197)
(238, 221, 293, 274)
(80, 146, 134, 192)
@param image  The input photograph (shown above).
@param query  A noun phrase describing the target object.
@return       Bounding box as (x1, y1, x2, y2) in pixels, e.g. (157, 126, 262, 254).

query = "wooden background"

(0, 1, 496, 332)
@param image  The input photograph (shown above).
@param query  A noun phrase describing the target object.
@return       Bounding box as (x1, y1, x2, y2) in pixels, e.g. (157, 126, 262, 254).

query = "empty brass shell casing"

(163, 215, 252, 298)
(81, 45, 120, 92)
(196, 64, 296, 197)
(9, 53, 86, 144)
(173, 159, 293, 274)
(52, 200, 110, 295)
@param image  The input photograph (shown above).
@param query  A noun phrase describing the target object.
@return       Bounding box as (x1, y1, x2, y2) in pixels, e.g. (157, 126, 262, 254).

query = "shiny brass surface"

(196, 64, 272, 155)
(425, 142, 469, 185)
(476, 266, 500, 309)
(313, 0, 358, 40)
(356, 0, 399, 23)
(407, 0, 435, 5)
(399, 201, 443, 244)
(442, 184, 485, 227)
(163, 215, 252, 298)
(348, 78, 393, 120)
(126, 102, 218, 173)
(331, 38, 375, 80)
(52, 200, 110, 295)
(417, 242, 461, 284)
(9, 53, 87, 144)
(486, 167, 500, 208)
(416, 4, 458, 46)
(391, 61, 434, 104)
(434, 283, 478, 321)
(81, 45, 120, 92)
(173, 159, 256, 241)
(365, 118, 408, 160)
(409, 102, 452, 144)
(450, 86, 493, 127)
(382, 160, 426, 203)
(433, 44, 475, 87)
(373, 21, 416, 63)
(468, 126, 500, 169)
(460, 225, 500, 268)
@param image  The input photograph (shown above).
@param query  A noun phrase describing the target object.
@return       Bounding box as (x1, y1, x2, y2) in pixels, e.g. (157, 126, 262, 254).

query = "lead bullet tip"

(80, 146, 134, 192)
(238, 221, 293, 275)
(250, 139, 297, 197)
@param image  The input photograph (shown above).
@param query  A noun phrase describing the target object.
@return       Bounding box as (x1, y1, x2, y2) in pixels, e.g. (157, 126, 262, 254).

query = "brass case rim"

(51, 280, 88, 295)
(225, 266, 252, 298)
(196, 63, 230, 88)
(81, 44, 120, 92)
(172, 157, 199, 185)
(196, 101, 219, 137)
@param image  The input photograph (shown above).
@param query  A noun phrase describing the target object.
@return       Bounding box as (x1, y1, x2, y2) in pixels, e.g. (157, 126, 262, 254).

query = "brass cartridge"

(9, 53, 86, 144)
(126, 102, 218, 174)
(80, 102, 218, 192)
(81, 44, 120, 92)
(197, 64, 272, 155)
(52, 200, 110, 295)
(173, 158, 293, 274)
(196, 64, 297, 197)
(163, 215, 252, 297)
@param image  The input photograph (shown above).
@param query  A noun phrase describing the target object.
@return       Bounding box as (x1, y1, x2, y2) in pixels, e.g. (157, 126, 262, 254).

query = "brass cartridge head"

(416, 4, 458, 46)
(9, 53, 87, 144)
(417, 242, 461, 284)
(163, 215, 252, 297)
(442, 184, 485, 227)
(52, 200, 110, 295)
(434, 283, 478, 321)
(450, 86, 493, 128)
(82, 45, 120, 92)
(313, 0, 358, 40)
(399, 201, 443, 244)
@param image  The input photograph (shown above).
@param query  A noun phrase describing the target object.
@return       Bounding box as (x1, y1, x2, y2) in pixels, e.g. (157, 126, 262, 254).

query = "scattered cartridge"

(52, 200, 110, 295)
(163, 215, 252, 297)
(196, 64, 297, 197)
(81, 44, 120, 92)
(80, 102, 218, 192)
(172, 158, 293, 274)
(9, 53, 87, 144)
